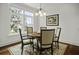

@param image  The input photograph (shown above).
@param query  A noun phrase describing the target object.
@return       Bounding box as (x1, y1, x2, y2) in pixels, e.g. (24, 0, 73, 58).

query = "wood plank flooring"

(0, 49, 10, 55)
(64, 45, 79, 55)
(0, 42, 79, 55)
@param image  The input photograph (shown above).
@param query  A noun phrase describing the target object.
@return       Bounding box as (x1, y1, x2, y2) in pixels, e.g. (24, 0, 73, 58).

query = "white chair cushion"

(23, 40, 31, 44)
(42, 45, 51, 48)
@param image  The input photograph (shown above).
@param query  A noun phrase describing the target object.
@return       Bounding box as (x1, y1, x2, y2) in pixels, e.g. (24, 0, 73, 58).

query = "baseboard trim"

(0, 41, 21, 50)
(0, 41, 79, 50)
(60, 41, 79, 47)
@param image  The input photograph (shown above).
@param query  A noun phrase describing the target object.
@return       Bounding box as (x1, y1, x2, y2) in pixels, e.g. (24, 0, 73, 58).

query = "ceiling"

(25, 3, 63, 13)
(26, 3, 62, 9)
(26, 3, 40, 9)
(26, 3, 61, 9)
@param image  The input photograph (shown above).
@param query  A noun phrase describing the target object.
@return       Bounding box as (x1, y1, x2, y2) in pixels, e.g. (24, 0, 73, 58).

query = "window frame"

(9, 7, 34, 35)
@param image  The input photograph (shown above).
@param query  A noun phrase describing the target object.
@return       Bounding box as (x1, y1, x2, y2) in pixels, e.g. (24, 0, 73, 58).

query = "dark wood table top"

(27, 32, 40, 38)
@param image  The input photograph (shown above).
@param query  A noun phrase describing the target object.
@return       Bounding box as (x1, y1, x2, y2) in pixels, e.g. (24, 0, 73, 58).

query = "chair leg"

(51, 45, 53, 55)
(31, 39, 34, 52)
(51, 49, 53, 55)
(57, 42, 59, 49)
(21, 45, 23, 55)
(32, 42, 34, 52)
(37, 39, 39, 50)
(39, 50, 42, 55)
(39, 48, 42, 55)
(55, 42, 58, 49)
(55, 42, 56, 47)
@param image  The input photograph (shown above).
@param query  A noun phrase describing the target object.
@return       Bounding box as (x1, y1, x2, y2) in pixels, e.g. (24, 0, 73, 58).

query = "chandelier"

(35, 3, 46, 16)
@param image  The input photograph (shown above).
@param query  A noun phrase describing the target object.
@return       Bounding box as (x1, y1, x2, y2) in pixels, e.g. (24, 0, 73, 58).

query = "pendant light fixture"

(35, 3, 46, 16)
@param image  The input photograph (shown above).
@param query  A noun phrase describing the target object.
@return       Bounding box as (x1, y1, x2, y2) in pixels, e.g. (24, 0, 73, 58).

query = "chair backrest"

(55, 27, 61, 40)
(19, 28, 23, 44)
(27, 27, 33, 35)
(40, 27, 47, 30)
(41, 29, 55, 45)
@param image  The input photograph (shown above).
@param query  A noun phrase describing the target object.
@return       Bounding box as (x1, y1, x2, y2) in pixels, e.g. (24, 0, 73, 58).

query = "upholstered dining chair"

(53, 27, 61, 49)
(26, 27, 34, 40)
(27, 27, 38, 51)
(38, 29, 55, 55)
(19, 28, 34, 55)
(27, 27, 33, 35)
(40, 27, 47, 30)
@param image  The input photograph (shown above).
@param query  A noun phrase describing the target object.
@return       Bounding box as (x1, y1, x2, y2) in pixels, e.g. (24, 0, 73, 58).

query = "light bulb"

(39, 11, 42, 14)
(43, 13, 46, 15)
(35, 13, 38, 16)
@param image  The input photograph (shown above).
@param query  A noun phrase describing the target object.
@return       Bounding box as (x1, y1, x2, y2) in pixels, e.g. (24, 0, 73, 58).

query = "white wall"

(0, 3, 38, 47)
(1, 3, 79, 47)
(39, 3, 79, 46)
(0, 3, 10, 47)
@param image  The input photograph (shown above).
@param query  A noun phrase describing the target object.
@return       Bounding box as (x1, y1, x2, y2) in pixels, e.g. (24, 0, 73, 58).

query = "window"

(25, 17, 32, 25)
(24, 11, 33, 31)
(25, 11, 33, 16)
(24, 11, 33, 25)
(9, 7, 33, 34)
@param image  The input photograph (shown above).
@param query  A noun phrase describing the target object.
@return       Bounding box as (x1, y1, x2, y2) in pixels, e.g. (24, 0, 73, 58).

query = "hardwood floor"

(0, 49, 10, 55)
(64, 45, 79, 55)
(0, 42, 79, 55)
(0, 42, 20, 55)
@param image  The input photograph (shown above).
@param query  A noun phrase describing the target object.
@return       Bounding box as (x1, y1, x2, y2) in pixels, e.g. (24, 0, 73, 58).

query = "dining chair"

(27, 27, 38, 52)
(38, 29, 55, 55)
(26, 27, 34, 39)
(53, 27, 61, 49)
(22, 27, 33, 37)
(27, 27, 33, 35)
(19, 28, 34, 55)
(40, 27, 47, 30)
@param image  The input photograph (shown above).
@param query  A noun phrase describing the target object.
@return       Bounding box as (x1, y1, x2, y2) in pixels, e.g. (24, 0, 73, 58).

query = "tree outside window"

(10, 7, 33, 34)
